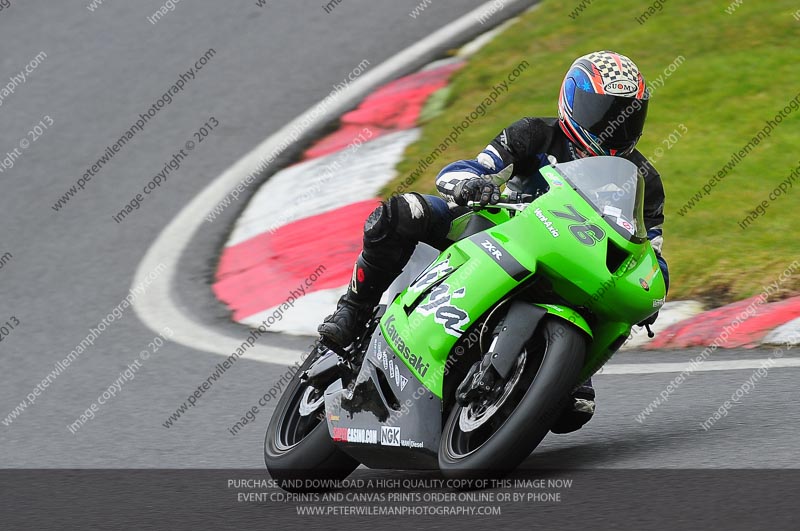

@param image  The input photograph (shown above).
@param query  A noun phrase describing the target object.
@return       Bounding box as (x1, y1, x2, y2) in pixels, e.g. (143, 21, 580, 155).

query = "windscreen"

(552, 156, 646, 242)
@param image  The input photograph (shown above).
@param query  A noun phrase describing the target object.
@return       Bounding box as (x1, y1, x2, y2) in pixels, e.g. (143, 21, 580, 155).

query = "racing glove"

(453, 177, 501, 207)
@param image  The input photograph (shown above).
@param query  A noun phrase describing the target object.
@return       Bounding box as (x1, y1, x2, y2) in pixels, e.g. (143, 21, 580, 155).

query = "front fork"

(456, 301, 549, 405)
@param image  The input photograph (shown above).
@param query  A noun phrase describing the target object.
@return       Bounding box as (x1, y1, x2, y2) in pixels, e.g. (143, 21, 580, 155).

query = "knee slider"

(363, 193, 431, 244)
(363, 201, 393, 245)
(392, 193, 431, 240)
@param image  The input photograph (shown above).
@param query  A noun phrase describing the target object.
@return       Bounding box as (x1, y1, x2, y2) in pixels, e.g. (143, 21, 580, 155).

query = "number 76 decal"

(550, 205, 605, 246)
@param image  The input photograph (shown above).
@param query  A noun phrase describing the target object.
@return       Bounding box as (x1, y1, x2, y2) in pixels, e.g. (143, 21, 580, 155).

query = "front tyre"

(439, 318, 586, 479)
(264, 349, 358, 490)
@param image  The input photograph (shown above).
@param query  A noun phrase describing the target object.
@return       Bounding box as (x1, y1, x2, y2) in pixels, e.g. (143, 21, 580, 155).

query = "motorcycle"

(264, 156, 666, 484)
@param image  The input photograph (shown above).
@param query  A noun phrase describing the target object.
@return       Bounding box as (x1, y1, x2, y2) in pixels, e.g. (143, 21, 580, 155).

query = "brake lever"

(466, 191, 533, 209)
(467, 200, 529, 212)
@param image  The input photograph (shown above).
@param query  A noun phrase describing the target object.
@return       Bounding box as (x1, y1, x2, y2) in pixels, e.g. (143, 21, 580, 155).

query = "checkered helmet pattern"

(584, 51, 644, 97)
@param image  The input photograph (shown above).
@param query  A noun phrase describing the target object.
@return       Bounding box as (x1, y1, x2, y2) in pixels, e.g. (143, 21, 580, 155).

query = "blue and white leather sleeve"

(436, 144, 507, 204)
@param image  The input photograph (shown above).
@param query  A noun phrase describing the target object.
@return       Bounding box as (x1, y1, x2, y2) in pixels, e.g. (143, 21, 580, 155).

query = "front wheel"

(439, 318, 586, 479)
(264, 348, 358, 489)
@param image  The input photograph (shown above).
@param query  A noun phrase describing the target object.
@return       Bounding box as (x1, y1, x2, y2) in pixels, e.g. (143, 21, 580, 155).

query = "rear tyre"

(264, 348, 359, 491)
(439, 318, 586, 479)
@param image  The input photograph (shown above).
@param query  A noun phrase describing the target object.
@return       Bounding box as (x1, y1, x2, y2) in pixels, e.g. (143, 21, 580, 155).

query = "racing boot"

(550, 379, 595, 434)
(318, 254, 396, 348)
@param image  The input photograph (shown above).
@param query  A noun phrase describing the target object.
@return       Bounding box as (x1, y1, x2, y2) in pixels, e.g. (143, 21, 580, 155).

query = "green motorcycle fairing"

(380, 156, 667, 397)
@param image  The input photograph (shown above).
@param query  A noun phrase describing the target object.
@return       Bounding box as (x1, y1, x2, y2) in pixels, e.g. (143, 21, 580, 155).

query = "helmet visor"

(572, 89, 648, 150)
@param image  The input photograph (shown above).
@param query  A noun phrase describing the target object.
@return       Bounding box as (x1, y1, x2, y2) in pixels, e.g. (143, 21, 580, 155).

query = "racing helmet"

(558, 51, 649, 157)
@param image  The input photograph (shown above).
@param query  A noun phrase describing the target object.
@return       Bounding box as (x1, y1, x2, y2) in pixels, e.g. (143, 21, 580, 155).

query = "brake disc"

(458, 350, 527, 432)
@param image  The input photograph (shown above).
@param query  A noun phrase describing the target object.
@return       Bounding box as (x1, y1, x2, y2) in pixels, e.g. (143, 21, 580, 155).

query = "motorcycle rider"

(318, 51, 669, 433)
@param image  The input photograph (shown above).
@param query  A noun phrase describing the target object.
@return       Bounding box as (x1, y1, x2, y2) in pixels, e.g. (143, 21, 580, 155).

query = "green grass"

(381, 0, 800, 305)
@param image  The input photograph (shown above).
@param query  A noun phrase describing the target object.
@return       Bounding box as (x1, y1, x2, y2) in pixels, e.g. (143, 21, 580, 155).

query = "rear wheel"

(264, 348, 358, 490)
(439, 318, 586, 479)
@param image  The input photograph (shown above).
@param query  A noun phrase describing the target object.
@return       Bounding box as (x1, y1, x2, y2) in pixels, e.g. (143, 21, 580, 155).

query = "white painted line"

(130, 0, 536, 366)
(457, 16, 520, 58)
(600, 357, 800, 375)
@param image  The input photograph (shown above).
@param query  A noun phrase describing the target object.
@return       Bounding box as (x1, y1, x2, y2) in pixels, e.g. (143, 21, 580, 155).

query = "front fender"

(533, 303, 593, 339)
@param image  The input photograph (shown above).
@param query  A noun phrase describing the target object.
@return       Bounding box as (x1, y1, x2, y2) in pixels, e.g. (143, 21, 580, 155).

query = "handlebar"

(503, 191, 534, 203)
(466, 191, 534, 211)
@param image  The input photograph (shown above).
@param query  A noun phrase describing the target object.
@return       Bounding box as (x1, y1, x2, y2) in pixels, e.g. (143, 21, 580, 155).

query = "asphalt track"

(0, 1, 798, 528)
